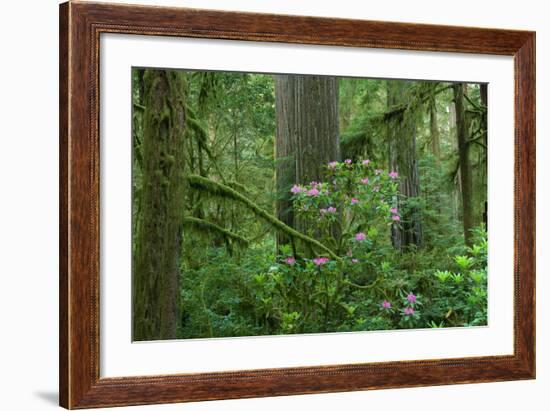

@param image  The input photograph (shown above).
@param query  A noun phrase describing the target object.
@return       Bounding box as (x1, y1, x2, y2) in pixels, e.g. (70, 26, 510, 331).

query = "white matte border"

(100, 33, 515, 378)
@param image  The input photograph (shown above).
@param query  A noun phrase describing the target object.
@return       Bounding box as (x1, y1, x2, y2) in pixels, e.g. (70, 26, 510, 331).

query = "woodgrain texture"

(59, 1, 536, 408)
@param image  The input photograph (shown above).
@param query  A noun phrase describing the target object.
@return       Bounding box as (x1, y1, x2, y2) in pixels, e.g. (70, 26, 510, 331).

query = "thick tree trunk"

(274, 75, 340, 243)
(429, 94, 441, 159)
(453, 83, 474, 247)
(133, 70, 187, 341)
(387, 81, 422, 250)
(480, 83, 488, 227)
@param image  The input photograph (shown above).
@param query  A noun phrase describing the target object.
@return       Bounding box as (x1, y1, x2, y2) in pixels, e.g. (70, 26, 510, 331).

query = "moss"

(133, 69, 188, 341)
(186, 174, 340, 261)
(183, 217, 249, 247)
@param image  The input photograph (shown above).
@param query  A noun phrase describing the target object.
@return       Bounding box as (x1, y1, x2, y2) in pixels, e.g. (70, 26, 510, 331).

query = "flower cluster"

(313, 257, 330, 266)
(401, 292, 421, 321)
(284, 257, 296, 265)
(390, 206, 400, 222)
(319, 206, 337, 215)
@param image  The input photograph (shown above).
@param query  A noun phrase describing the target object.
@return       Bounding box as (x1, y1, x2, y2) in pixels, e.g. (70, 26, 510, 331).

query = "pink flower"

(361, 178, 369, 184)
(285, 257, 296, 265)
(290, 185, 305, 194)
(389, 171, 399, 179)
(375, 169, 383, 175)
(406, 293, 417, 303)
(381, 300, 392, 309)
(328, 161, 338, 169)
(352, 258, 359, 263)
(390, 207, 398, 214)
(351, 197, 359, 205)
(313, 257, 330, 266)
(355, 232, 366, 241)
(307, 188, 320, 196)
(404, 307, 415, 316)
(392, 215, 401, 221)
(362, 159, 370, 166)
(344, 159, 352, 164)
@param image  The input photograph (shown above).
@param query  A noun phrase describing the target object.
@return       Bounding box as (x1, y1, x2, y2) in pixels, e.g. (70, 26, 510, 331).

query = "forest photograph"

(131, 68, 488, 342)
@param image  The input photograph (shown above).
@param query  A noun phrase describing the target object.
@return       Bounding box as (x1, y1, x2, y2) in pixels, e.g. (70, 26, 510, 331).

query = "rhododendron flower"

(404, 307, 415, 315)
(285, 257, 296, 265)
(355, 232, 366, 241)
(362, 159, 370, 166)
(313, 257, 330, 266)
(389, 171, 399, 179)
(390, 207, 398, 214)
(328, 161, 338, 169)
(351, 198, 359, 205)
(407, 293, 417, 303)
(392, 215, 401, 221)
(361, 178, 369, 184)
(344, 159, 352, 164)
(381, 300, 392, 309)
(307, 188, 320, 196)
(290, 184, 305, 194)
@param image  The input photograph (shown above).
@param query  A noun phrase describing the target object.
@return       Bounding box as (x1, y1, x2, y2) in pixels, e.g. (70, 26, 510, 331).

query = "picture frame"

(59, 1, 535, 408)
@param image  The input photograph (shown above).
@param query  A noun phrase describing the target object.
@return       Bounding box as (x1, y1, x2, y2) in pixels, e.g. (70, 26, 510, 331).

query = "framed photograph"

(59, 1, 535, 408)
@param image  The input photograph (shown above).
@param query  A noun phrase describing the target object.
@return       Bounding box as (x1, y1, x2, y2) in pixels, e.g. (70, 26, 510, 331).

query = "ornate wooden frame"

(59, 1, 536, 408)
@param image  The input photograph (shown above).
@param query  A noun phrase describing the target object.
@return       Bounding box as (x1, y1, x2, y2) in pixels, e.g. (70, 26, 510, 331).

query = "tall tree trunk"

(429, 93, 441, 159)
(387, 81, 422, 250)
(479, 83, 488, 227)
(480, 84, 488, 108)
(274, 75, 340, 244)
(453, 83, 474, 247)
(133, 70, 187, 341)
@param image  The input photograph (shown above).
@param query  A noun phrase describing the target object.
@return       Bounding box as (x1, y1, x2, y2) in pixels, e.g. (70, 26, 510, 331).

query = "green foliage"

(178, 160, 488, 337)
(132, 69, 488, 340)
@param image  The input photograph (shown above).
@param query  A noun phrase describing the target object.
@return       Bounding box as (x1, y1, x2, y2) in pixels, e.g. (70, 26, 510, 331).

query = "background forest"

(131, 68, 488, 341)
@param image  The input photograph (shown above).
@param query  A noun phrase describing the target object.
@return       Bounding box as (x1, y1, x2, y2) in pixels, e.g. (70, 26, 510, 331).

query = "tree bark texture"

(387, 80, 423, 250)
(453, 82, 475, 247)
(429, 93, 441, 159)
(274, 75, 340, 243)
(133, 70, 188, 341)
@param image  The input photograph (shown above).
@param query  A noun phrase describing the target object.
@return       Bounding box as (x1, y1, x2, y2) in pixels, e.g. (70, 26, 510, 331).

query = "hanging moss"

(183, 216, 250, 247)
(186, 174, 340, 261)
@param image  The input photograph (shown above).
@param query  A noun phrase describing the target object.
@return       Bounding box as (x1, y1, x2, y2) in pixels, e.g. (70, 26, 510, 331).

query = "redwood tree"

(454, 82, 474, 247)
(274, 75, 340, 242)
(387, 80, 423, 250)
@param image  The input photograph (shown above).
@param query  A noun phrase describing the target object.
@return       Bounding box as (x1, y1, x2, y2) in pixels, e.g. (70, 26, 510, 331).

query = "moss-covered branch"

(186, 174, 341, 261)
(185, 109, 228, 183)
(183, 216, 249, 246)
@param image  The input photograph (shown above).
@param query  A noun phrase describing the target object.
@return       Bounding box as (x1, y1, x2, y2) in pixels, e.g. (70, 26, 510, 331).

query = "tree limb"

(186, 174, 341, 261)
(183, 216, 250, 246)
